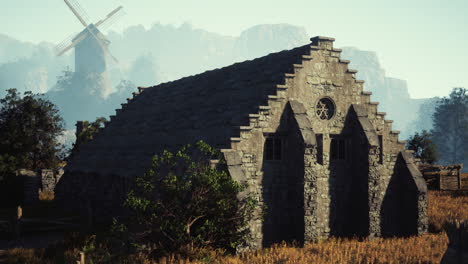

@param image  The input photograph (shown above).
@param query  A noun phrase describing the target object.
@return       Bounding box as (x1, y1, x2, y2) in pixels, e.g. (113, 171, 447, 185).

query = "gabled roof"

(67, 42, 313, 177)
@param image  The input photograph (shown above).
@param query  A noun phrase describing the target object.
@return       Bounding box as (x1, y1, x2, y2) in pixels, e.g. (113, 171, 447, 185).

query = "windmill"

(55, 0, 124, 77)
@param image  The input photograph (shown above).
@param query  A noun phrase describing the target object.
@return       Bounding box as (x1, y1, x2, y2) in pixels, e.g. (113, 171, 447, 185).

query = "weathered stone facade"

(56, 36, 427, 249)
(40, 168, 64, 192)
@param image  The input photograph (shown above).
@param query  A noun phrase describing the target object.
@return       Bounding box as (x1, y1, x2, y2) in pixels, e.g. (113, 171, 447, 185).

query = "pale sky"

(1, 0, 467, 99)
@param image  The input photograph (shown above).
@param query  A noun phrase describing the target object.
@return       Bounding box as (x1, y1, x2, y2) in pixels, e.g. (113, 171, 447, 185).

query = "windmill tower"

(55, 0, 123, 78)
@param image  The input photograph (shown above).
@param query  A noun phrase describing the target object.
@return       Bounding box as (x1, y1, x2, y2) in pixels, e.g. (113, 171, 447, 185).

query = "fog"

(0, 23, 435, 141)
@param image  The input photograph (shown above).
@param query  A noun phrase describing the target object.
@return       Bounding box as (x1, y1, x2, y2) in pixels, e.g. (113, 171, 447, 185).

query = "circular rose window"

(316, 98, 335, 120)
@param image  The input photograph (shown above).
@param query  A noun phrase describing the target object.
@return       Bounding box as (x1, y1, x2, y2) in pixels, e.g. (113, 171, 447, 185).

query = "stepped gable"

(66, 44, 312, 177)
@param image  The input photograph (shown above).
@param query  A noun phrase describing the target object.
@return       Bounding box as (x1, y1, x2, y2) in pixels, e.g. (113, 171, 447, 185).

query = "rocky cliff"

(341, 47, 429, 138)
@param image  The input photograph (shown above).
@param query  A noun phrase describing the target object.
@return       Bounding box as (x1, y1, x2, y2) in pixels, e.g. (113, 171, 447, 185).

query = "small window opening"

(316, 134, 323, 164)
(265, 135, 282, 161)
(330, 136, 346, 161)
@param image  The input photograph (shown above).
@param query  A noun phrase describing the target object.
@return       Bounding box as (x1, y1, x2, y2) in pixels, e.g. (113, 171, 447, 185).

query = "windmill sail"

(83, 25, 119, 64)
(95, 6, 124, 28)
(63, 0, 90, 27)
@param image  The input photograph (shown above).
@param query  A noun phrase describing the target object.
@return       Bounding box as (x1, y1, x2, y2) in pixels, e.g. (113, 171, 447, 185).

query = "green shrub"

(123, 141, 256, 257)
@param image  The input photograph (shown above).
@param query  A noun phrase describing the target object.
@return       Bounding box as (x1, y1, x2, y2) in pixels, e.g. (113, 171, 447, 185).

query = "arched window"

(330, 135, 346, 161)
(265, 134, 283, 161)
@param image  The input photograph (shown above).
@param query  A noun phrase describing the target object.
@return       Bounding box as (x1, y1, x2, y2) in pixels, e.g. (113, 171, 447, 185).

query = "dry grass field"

(38, 190, 54, 201)
(4, 190, 468, 264)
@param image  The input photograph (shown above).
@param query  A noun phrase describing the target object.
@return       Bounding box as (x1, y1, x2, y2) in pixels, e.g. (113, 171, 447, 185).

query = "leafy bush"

(123, 141, 257, 256)
(5, 190, 467, 263)
(406, 130, 438, 164)
(71, 116, 107, 154)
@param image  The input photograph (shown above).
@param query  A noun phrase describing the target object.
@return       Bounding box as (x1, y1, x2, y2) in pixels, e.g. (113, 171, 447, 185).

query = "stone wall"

(223, 37, 427, 247)
(55, 171, 131, 223)
(41, 168, 64, 192)
(1, 168, 66, 207)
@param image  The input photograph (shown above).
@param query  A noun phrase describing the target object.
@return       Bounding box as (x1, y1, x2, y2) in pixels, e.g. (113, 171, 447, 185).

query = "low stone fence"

(16, 169, 40, 205)
(0, 205, 81, 240)
(1, 168, 64, 207)
(419, 164, 467, 190)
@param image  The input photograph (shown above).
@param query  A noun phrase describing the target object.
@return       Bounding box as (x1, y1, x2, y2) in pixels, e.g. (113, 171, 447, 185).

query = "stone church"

(56, 36, 428, 248)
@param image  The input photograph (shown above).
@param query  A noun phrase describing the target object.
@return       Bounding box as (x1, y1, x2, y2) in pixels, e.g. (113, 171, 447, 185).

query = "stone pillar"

(310, 36, 335, 50)
(40, 169, 55, 192)
(417, 192, 429, 235)
(368, 146, 382, 238)
(304, 146, 322, 242)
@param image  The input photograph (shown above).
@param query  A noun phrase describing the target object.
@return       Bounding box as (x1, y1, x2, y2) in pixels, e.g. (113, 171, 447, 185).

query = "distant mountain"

(234, 24, 309, 60)
(0, 24, 433, 137)
(107, 22, 237, 82)
(106, 23, 309, 83)
(0, 34, 36, 63)
(340, 47, 430, 138)
(0, 36, 72, 97)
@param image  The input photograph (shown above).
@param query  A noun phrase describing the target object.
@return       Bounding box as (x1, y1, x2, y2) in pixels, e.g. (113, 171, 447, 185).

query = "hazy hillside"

(0, 34, 37, 63)
(106, 23, 309, 83)
(107, 23, 234, 83)
(340, 47, 429, 138)
(234, 24, 309, 60)
(0, 23, 433, 138)
(0, 35, 72, 97)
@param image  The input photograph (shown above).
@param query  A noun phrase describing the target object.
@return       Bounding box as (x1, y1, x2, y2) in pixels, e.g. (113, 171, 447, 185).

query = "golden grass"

(219, 234, 447, 264)
(428, 190, 468, 232)
(4, 190, 467, 264)
(2, 248, 53, 264)
(130, 234, 448, 264)
(38, 190, 54, 201)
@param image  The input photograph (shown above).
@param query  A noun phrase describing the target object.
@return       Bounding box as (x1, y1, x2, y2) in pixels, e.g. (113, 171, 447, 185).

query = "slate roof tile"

(67, 44, 312, 177)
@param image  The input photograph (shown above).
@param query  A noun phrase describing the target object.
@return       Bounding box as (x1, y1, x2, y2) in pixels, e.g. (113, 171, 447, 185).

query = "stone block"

(41, 169, 56, 192)
(228, 165, 246, 183)
(223, 151, 242, 166)
(289, 100, 308, 114)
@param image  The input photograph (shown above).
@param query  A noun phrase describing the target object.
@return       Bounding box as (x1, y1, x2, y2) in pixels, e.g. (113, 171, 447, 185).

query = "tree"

(54, 67, 74, 91)
(0, 89, 64, 207)
(406, 130, 438, 164)
(0, 88, 65, 171)
(431, 88, 467, 165)
(408, 97, 440, 133)
(123, 141, 256, 256)
(71, 117, 107, 154)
